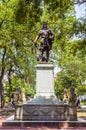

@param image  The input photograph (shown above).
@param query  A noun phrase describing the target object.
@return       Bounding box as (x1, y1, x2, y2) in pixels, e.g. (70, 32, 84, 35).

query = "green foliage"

(81, 99, 86, 105)
(54, 78, 64, 99)
(4, 97, 9, 103)
(15, 0, 42, 25)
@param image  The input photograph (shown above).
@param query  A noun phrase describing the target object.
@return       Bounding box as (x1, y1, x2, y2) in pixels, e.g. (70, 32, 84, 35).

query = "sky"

(75, 3, 86, 18)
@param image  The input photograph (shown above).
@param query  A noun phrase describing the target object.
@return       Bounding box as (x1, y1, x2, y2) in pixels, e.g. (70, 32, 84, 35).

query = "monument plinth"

(35, 63, 56, 99)
(14, 63, 77, 121)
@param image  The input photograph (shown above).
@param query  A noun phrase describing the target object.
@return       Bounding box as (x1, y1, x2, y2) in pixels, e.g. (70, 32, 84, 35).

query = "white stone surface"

(35, 63, 56, 99)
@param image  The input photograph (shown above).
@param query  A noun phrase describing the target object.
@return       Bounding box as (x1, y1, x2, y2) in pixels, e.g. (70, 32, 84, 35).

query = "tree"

(0, 47, 6, 107)
(0, 0, 42, 106)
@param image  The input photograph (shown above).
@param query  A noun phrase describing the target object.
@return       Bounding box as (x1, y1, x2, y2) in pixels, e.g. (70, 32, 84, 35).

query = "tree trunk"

(0, 47, 6, 108)
(0, 80, 4, 108)
(8, 64, 12, 102)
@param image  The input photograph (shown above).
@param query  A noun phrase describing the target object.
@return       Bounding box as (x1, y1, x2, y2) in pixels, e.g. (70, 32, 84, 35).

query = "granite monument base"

(14, 102, 77, 121)
(14, 63, 77, 121)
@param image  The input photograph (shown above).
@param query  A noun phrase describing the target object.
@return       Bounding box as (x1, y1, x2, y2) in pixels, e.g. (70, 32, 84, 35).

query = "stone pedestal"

(15, 103, 77, 121)
(14, 63, 77, 121)
(35, 63, 56, 98)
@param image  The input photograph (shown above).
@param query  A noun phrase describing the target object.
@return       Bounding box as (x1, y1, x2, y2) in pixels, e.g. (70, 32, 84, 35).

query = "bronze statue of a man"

(34, 22, 54, 62)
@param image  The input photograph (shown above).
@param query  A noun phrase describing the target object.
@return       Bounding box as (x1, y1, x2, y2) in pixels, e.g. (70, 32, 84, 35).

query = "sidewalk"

(0, 125, 86, 130)
(0, 127, 86, 130)
(81, 105, 86, 109)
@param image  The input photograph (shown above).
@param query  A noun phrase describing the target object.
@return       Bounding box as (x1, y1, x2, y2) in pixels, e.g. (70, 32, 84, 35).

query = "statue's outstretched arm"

(34, 35, 39, 43)
(34, 31, 41, 44)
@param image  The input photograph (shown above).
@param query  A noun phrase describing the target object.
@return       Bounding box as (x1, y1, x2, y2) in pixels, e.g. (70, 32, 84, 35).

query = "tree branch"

(74, 0, 86, 4)
(0, 14, 6, 28)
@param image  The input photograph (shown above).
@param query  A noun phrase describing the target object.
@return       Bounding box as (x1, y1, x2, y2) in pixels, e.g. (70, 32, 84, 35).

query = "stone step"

(2, 117, 86, 127)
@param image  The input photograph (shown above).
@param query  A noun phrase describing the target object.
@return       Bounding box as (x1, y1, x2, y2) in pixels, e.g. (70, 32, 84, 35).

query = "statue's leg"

(41, 50, 43, 60)
(39, 50, 43, 61)
(46, 50, 49, 62)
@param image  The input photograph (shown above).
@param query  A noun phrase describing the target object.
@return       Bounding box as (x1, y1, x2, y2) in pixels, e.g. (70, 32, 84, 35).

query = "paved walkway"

(0, 126, 86, 130)
(81, 105, 86, 109)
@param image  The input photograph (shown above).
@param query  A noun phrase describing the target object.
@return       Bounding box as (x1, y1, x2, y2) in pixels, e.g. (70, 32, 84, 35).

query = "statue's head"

(42, 22, 47, 28)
